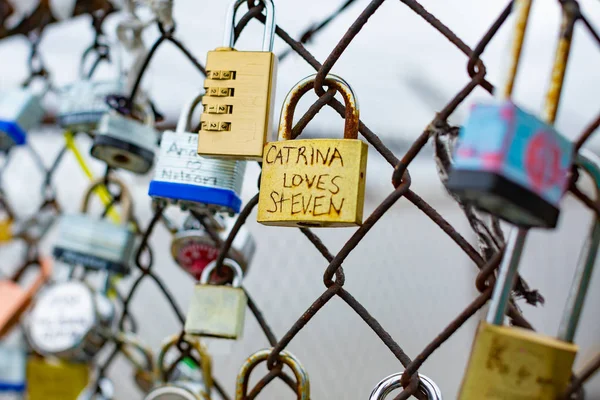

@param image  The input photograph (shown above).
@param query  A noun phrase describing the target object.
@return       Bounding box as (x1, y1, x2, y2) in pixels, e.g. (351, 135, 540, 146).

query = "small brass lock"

(114, 332, 156, 393)
(257, 74, 368, 227)
(25, 356, 91, 400)
(53, 175, 136, 275)
(0, 87, 45, 150)
(171, 214, 256, 283)
(0, 256, 52, 338)
(91, 105, 157, 174)
(459, 152, 600, 399)
(144, 334, 212, 400)
(235, 349, 309, 400)
(369, 372, 442, 400)
(197, 0, 277, 160)
(150, 93, 247, 214)
(26, 272, 116, 362)
(184, 259, 247, 340)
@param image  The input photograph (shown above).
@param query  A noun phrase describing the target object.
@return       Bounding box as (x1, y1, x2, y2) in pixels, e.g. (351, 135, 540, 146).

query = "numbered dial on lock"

(171, 216, 255, 282)
(26, 281, 114, 361)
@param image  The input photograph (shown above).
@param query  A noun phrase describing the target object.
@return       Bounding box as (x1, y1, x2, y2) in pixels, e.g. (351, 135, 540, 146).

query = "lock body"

(0, 281, 33, 338)
(0, 332, 26, 393)
(171, 218, 255, 281)
(258, 138, 368, 227)
(53, 214, 135, 275)
(446, 101, 573, 228)
(26, 356, 90, 400)
(185, 285, 247, 339)
(198, 48, 277, 160)
(149, 131, 246, 214)
(58, 80, 124, 133)
(144, 384, 210, 400)
(459, 322, 577, 399)
(0, 89, 45, 148)
(0, 218, 12, 242)
(26, 281, 114, 361)
(91, 112, 157, 174)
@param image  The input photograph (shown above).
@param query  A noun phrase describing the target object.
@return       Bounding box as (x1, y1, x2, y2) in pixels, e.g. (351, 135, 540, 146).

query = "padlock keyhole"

(113, 154, 130, 164)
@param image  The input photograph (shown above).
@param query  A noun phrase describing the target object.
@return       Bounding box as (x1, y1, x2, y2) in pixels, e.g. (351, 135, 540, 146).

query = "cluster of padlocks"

(0, 0, 596, 398)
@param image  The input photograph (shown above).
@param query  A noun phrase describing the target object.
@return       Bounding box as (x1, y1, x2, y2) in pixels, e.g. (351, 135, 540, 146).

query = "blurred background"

(0, 0, 600, 398)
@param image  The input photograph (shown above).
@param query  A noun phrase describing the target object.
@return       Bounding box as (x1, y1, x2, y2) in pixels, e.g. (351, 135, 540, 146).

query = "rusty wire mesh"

(3, 0, 600, 399)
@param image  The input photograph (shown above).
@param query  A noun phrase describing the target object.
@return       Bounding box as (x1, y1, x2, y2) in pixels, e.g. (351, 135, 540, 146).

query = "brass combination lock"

(197, 0, 277, 161)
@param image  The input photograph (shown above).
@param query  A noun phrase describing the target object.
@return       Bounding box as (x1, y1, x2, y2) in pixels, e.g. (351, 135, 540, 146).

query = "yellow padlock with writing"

(257, 74, 368, 227)
(459, 152, 600, 399)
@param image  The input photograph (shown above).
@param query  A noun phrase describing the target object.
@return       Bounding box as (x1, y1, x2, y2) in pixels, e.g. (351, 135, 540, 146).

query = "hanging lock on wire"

(369, 372, 442, 400)
(171, 214, 256, 283)
(25, 355, 91, 400)
(184, 259, 247, 340)
(235, 349, 310, 400)
(0, 85, 47, 151)
(0, 330, 27, 396)
(91, 103, 157, 174)
(0, 257, 52, 339)
(53, 175, 136, 275)
(257, 74, 368, 227)
(57, 37, 126, 133)
(149, 93, 247, 215)
(446, 0, 573, 229)
(197, 0, 278, 160)
(144, 335, 212, 400)
(458, 151, 600, 399)
(25, 269, 116, 362)
(112, 332, 156, 393)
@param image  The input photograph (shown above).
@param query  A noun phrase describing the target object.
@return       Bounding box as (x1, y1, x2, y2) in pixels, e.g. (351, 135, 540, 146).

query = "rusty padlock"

(257, 74, 368, 227)
(235, 349, 309, 400)
(0, 256, 52, 338)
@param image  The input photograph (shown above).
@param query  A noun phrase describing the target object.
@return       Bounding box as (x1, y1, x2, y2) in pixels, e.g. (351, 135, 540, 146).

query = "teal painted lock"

(446, 101, 573, 228)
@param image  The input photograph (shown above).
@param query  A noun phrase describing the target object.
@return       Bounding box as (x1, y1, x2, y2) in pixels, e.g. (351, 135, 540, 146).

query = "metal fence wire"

(3, 0, 600, 399)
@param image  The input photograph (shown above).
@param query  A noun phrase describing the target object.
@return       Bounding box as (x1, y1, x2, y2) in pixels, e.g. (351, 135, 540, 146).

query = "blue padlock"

(149, 93, 246, 215)
(446, 101, 573, 228)
(0, 88, 45, 150)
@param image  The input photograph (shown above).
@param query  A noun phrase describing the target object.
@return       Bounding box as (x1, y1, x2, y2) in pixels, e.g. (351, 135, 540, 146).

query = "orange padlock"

(0, 256, 52, 338)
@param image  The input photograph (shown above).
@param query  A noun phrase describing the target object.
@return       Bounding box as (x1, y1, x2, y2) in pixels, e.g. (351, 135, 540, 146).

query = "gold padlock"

(184, 258, 247, 340)
(459, 151, 600, 399)
(197, 0, 277, 160)
(26, 355, 90, 400)
(235, 348, 309, 400)
(0, 191, 14, 242)
(257, 73, 368, 227)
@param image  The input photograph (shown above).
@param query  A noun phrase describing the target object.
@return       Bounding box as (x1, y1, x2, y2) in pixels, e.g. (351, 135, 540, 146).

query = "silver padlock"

(369, 372, 442, 400)
(144, 335, 212, 400)
(25, 274, 115, 362)
(53, 175, 136, 275)
(184, 259, 247, 340)
(148, 93, 246, 215)
(58, 80, 125, 133)
(0, 330, 26, 394)
(91, 106, 157, 174)
(0, 88, 45, 151)
(171, 214, 256, 282)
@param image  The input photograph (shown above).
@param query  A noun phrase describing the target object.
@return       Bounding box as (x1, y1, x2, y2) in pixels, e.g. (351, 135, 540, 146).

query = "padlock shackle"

(235, 349, 309, 400)
(79, 36, 124, 81)
(368, 372, 442, 400)
(199, 258, 243, 286)
(80, 174, 134, 226)
(223, 0, 276, 52)
(558, 149, 600, 342)
(156, 334, 213, 393)
(486, 227, 528, 325)
(177, 93, 204, 133)
(278, 73, 359, 141)
(115, 331, 155, 375)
